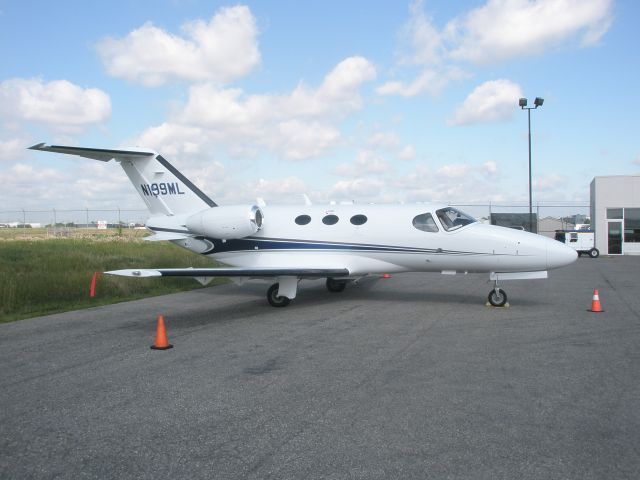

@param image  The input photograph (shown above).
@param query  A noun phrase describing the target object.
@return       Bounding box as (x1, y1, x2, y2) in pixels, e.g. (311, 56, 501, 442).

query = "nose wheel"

(488, 287, 508, 307)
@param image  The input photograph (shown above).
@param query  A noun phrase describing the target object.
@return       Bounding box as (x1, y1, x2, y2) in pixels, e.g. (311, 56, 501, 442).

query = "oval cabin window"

(350, 214, 368, 225)
(295, 215, 311, 225)
(322, 214, 339, 225)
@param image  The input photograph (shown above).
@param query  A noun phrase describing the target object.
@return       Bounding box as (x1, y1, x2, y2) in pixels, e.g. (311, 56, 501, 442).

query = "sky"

(1, 0, 639, 214)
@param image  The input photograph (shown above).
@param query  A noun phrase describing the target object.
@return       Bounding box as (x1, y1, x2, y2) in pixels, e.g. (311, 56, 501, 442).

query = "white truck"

(554, 229, 599, 258)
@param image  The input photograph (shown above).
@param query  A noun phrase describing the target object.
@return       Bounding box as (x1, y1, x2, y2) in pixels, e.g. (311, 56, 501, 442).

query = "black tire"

(589, 248, 600, 258)
(488, 288, 508, 307)
(326, 277, 347, 293)
(266, 283, 291, 307)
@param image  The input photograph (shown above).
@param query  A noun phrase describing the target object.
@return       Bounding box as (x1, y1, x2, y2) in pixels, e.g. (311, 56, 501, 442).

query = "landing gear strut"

(487, 286, 508, 307)
(266, 283, 291, 307)
(326, 277, 347, 293)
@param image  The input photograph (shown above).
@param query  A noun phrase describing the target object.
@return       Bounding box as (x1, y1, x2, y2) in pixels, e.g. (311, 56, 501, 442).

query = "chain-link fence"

(1, 204, 590, 238)
(0, 209, 149, 237)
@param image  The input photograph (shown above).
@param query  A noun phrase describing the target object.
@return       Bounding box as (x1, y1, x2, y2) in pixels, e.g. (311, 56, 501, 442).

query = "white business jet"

(30, 143, 577, 307)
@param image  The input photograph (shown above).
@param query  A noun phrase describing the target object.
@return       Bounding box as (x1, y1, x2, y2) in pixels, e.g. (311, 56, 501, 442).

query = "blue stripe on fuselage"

(198, 236, 486, 256)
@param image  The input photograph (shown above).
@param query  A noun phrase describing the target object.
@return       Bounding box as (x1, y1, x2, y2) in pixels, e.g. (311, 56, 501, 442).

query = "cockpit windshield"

(435, 207, 476, 231)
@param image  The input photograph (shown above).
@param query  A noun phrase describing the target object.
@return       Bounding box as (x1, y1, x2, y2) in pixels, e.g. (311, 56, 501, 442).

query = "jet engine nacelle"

(185, 205, 263, 239)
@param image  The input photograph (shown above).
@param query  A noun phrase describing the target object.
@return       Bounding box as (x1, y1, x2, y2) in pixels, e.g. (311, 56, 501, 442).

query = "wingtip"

(28, 142, 47, 150)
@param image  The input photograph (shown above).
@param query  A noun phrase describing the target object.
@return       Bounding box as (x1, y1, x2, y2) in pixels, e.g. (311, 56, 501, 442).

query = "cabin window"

(570, 233, 578, 242)
(350, 214, 367, 226)
(322, 214, 339, 225)
(436, 207, 476, 232)
(295, 215, 311, 225)
(412, 213, 438, 232)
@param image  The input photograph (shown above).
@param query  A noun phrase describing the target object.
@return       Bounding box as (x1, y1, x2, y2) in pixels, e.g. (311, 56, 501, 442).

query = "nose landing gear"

(487, 285, 508, 307)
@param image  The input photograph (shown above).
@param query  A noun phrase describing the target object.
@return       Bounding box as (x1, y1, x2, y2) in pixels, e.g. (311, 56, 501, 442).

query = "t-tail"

(28, 143, 216, 216)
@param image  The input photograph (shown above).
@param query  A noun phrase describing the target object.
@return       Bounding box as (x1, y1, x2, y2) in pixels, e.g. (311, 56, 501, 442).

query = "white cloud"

(394, 163, 510, 203)
(482, 160, 498, 174)
(134, 56, 376, 161)
(245, 177, 308, 203)
(398, 145, 416, 161)
(0, 78, 110, 131)
(376, 66, 469, 97)
(276, 120, 341, 161)
(0, 138, 28, 162)
(448, 79, 523, 126)
(331, 178, 384, 200)
(399, 0, 443, 65)
(334, 150, 390, 177)
(2, 160, 139, 210)
(633, 154, 640, 166)
(378, 0, 612, 98)
(534, 173, 565, 191)
(96, 5, 260, 86)
(445, 0, 613, 64)
(367, 131, 400, 150)
(437, 163, 471, 179)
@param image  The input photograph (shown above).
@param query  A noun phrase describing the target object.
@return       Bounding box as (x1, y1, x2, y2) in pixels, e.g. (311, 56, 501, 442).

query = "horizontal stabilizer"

(28, 143, 155, 162)
(106, 267, 350, 279)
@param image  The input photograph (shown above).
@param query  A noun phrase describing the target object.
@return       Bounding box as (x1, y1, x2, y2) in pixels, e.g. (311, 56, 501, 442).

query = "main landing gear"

(266, 277, 349, 307)
(326, 277, 347, 293)
(266, 283, 291, 307)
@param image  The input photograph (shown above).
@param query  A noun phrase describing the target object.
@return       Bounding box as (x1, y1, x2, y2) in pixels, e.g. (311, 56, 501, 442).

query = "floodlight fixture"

(518, 97, 544, 233)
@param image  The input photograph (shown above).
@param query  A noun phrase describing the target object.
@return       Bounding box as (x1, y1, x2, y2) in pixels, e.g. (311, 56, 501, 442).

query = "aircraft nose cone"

(547, 238, 578, 269)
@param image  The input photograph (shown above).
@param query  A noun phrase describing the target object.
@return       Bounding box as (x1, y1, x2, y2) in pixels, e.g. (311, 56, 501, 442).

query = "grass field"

(0, 230, 226, 322)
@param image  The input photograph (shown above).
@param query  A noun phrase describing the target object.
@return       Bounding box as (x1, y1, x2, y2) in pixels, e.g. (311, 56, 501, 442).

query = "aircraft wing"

(106, 267, 351, 279)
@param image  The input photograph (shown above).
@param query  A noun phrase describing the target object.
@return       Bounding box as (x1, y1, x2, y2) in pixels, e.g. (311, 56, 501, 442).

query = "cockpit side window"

(436, 207, 476, 232)
(412, 213, 439, 232)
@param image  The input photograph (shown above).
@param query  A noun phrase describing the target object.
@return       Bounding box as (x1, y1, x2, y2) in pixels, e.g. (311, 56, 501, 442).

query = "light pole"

(519, 97, 543, 233)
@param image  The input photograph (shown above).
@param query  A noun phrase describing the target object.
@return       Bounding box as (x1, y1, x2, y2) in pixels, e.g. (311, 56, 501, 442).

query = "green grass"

(0, 238, 226, 322)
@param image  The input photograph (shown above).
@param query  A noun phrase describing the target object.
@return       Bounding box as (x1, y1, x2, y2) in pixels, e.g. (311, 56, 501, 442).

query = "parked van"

(554, 230, 599, 258)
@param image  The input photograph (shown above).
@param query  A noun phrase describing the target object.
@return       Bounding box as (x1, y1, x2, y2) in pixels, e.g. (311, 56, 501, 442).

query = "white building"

(590, 176, 640, 255)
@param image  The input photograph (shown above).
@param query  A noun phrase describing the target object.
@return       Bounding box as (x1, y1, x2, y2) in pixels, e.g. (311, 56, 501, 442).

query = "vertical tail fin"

(29, 144, 216, 216)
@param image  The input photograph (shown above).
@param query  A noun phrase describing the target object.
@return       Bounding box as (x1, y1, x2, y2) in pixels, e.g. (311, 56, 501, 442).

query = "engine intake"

(185, 205, 263, 239)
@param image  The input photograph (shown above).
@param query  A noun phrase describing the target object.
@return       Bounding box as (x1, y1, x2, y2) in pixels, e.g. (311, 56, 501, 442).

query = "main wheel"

(326, 277, 347, 293)
(488, 288, 507, 307)
(589, 248, 600, 258)
(266, 283, 291, 307)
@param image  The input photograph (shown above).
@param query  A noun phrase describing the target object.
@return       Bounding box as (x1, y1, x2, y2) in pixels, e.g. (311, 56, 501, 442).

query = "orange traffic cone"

(151, 315, 173, 350)
(588, 289, 604, 313)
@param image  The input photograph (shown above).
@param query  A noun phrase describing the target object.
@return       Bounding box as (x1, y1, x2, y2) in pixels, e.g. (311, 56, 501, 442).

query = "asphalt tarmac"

(1, 256, 639, 479)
